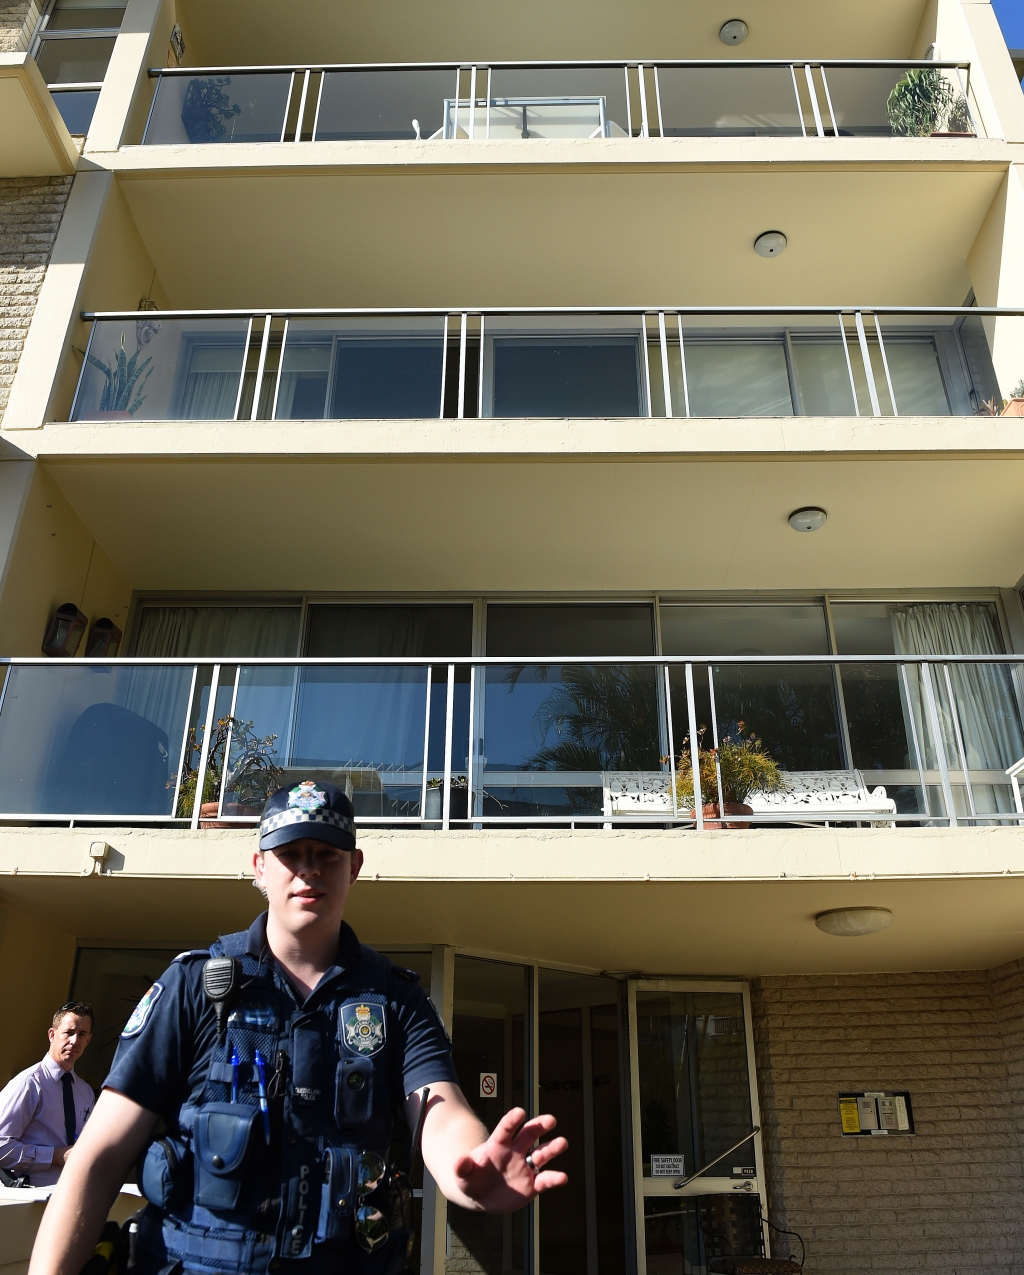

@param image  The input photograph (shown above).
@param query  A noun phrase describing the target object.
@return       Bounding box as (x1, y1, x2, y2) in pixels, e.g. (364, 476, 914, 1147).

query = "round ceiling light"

(815, 907, 892, 937)
(788, 507, 827, 532)
(719, 19, 749, 44)
(754, 230, 788, 258)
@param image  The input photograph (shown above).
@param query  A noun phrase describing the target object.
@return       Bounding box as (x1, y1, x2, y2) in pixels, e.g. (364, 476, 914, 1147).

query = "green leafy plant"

(675, 724, 787, 808)
(86, 332, 153, 414)
(975, 396, 1007, 416)
(427, 775, 467, 788)
(1010, 379, 1024, 399)
(174, 716, 283, 818)
(886, 68, 973, 137)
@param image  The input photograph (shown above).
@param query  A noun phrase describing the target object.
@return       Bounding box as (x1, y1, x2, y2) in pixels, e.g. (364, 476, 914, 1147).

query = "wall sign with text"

(838, 1091, 915, 1136)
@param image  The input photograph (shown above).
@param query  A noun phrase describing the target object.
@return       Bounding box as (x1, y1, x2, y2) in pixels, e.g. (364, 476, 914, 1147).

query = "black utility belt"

(140, 1118, 410, 1254)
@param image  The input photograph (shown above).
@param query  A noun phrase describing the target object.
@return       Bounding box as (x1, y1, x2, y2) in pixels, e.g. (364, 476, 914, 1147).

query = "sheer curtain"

(892, 603, 1023, 814)
(133, 607, 302, 658)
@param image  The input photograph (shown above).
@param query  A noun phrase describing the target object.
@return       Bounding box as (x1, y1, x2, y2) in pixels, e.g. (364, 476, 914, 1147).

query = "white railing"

(0, 653, 1021, 831)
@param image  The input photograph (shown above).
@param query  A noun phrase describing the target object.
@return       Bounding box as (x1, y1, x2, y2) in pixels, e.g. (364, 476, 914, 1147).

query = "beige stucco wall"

(0, 462, 131, 657)
(752, 961, 1024, 1273)
(0, 901, 75, 1083)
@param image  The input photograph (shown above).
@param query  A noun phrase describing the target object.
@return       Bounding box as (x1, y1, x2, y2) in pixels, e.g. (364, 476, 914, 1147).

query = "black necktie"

(61, 1071, 76, 1145)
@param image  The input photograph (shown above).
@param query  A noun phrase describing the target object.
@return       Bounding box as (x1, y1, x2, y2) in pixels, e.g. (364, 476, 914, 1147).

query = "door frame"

(626, 978, 768, 1275)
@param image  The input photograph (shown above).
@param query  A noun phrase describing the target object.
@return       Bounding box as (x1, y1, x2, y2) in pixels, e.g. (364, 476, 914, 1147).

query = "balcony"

(69, 306, 1015, 424)
(0, 653, 1021, 830)
(136, 60, 981, 145)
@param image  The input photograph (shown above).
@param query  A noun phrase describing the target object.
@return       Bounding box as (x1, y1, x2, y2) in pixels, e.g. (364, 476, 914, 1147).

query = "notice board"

(838, 1091, 915, 1136)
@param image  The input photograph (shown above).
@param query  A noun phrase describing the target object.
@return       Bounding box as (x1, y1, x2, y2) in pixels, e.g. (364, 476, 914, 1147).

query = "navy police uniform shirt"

(106, 913, 459, 1123)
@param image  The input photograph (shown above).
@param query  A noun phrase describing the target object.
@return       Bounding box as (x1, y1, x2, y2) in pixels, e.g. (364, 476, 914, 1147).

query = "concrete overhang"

(24, 450, 1024, 592)
(96, 161, 1006, 307)
(3, 826, 1024, 976)
(0, 54, 79, 177)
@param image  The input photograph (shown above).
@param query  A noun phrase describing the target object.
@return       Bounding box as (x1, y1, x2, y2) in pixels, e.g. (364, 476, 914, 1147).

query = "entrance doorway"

(628, 981, 766, 1275)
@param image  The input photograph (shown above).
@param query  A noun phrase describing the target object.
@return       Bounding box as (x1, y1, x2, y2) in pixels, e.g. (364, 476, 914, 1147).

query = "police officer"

(30, 781, 567, 1275)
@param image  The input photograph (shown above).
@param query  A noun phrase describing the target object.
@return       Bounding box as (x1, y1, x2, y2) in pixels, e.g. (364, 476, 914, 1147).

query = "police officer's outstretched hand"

(450, 1106, 568, 1214)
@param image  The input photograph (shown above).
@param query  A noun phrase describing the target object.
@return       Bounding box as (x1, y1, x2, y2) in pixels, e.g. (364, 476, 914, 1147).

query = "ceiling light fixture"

(815, 907, 892, 937)
(719, 19, 748, 44)
(754, 230, 787, 258)
(788, 507, 827, 532)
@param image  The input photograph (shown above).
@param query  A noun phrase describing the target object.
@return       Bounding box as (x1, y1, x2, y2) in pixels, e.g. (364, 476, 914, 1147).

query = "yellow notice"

(839, 1098, 861, 1133)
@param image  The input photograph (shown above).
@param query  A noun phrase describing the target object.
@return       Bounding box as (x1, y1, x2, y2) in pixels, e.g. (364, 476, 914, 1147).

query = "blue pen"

(255, 1050, 271, 1145)
(230, 1047, 240, 1104)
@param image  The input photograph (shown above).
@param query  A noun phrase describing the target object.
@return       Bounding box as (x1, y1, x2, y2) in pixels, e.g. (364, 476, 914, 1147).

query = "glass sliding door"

(628, 981, 766, 1275)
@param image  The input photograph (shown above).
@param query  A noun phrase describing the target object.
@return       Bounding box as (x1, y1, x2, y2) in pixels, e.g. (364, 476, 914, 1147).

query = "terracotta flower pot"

(1001, 398, 1024, 418)
(689, 802, 754, 830)
(199, 801, 259, 829)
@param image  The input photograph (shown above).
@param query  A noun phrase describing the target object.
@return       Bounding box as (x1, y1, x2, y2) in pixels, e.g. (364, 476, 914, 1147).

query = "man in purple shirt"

(0, 1001, 95, 1186)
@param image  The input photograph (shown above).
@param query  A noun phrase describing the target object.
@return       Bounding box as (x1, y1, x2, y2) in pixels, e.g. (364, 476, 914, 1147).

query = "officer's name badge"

(288, 781, 327, 811)
(121, 982, 163, 1037)
(342, 1001, 386, 1056)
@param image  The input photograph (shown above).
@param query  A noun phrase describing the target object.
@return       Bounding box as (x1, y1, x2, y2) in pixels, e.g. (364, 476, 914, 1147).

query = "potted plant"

(424, 775, 468, 820)
(1002, 379, 1024, 418)
(886, 68, 975, 137)
(84, 330, 154, 420)
(174, 716, 284, 827)
(675, 724, 787, 828)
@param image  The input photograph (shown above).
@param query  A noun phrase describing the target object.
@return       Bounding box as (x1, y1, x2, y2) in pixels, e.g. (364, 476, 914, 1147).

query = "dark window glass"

(305, 605, 473, 657)
(659, 605, 830, 655)
(329, 340, 444, 419)
(491, 338, 642, 417)
(47, 4, 124, 29)
(36, 35, 114, 82)
(486, 604, 655, 657)
(51, 88, 98, 132)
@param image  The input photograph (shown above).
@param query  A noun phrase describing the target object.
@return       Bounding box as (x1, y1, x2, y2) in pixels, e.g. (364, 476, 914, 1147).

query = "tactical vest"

(136, 931, 413, 1275)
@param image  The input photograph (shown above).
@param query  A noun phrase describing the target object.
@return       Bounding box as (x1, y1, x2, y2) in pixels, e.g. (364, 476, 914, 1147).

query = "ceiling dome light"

(754, 230, 787, 258)
(815, 907, 892, 937)
(788, 507, 827, 532)
(720, 19, 748, 44)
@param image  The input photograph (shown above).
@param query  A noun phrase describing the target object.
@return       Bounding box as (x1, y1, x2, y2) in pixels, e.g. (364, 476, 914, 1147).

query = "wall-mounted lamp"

(789, 507, 827, 532)
(754, 230, 788, 258)
(41, 603, 87, 657)
(720, 19, 749, 44)
(85, 617, 123, 658)
(815, 907, 892, 937)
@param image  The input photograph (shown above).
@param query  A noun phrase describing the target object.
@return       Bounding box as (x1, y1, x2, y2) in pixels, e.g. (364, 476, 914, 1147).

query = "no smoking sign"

(479, 1072, 498, 1098)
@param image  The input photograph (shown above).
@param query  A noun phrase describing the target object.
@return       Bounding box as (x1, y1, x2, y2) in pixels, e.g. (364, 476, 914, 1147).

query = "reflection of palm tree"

(714, 672, 841, 771)
(519, 665, 662, 771)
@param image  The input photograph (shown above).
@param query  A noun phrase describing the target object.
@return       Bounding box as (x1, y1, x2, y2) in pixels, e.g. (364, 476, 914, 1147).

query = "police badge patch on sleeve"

(121, 982, 164, 1037)
(341, 1001, 386, 1056)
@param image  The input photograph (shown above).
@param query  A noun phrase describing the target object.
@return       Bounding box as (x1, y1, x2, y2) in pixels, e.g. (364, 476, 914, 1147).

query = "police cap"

(259, 779, 356, 853)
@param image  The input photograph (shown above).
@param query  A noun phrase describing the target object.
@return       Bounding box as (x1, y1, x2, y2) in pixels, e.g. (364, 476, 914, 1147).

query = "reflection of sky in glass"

(484, 668, 556, 768)
(234, 666, 427, 771)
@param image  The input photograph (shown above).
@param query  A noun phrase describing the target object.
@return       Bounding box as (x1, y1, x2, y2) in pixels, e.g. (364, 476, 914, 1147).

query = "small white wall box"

(838, 1091, 915, 1136)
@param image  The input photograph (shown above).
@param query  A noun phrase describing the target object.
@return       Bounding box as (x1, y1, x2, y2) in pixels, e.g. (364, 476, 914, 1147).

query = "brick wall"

(0, 0, 38, 51)
(0, 175, 73, 426)
(751, 967, 1024, 1274)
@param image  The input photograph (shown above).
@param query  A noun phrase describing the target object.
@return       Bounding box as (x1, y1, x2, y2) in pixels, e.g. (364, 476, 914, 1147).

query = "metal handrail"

(147, 59, 973, 76)
(2, 654, 1023, 666)
(79, 306, 1024, 319)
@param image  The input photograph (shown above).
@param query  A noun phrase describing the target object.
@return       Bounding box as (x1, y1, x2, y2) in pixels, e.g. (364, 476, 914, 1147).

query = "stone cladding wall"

(0, 175, 73, 426)
(751, 966, 1024, 1274)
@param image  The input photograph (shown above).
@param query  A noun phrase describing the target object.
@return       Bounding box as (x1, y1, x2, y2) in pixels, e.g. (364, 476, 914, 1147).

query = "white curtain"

(892, 603, 1023, 815)
(133, 607, 301, 658)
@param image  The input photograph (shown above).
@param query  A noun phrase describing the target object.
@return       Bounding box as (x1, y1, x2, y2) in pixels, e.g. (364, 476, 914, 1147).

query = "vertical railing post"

(170, 664, 199, 822)
(685, 662, 703, 830)
(468, 64, 477, 138)
(838, 313, 861, 417)
(899, 662, 934, 819)
(664, 665, 678, 820)
(293, 68, 310, 142)
(872, 313, 898, 416)
(707, 665, 725, 815)
(854, 310, 881, 417)
(637, 64, 650, 137)
(420, 665, 432, 823)
(676, 314, 690, 417)
(920, 661, 958, 827)
(942, 664, 977, 820)
(457, 313, 468, 418)
(190, 663, 221, 831)
(789, 64, 807, 138)
(658, 311, 672, 417)
(250, 315, 273, 420)
(442, 663, 455, 830)
(803, 63, 824, 136)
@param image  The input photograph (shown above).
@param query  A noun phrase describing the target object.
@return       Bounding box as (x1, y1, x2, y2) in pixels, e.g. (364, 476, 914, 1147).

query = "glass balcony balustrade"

(70, 308, 1016, 423)
(139, 61, 979, 145)
(0, 654, 1021, 829)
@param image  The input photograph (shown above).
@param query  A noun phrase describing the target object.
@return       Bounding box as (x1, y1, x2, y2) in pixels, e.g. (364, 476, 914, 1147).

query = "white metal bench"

(603, 769, 896, 826)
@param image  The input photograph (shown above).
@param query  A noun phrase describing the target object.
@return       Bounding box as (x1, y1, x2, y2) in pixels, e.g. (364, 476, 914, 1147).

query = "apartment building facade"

(2, 0, 1024, 1272)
